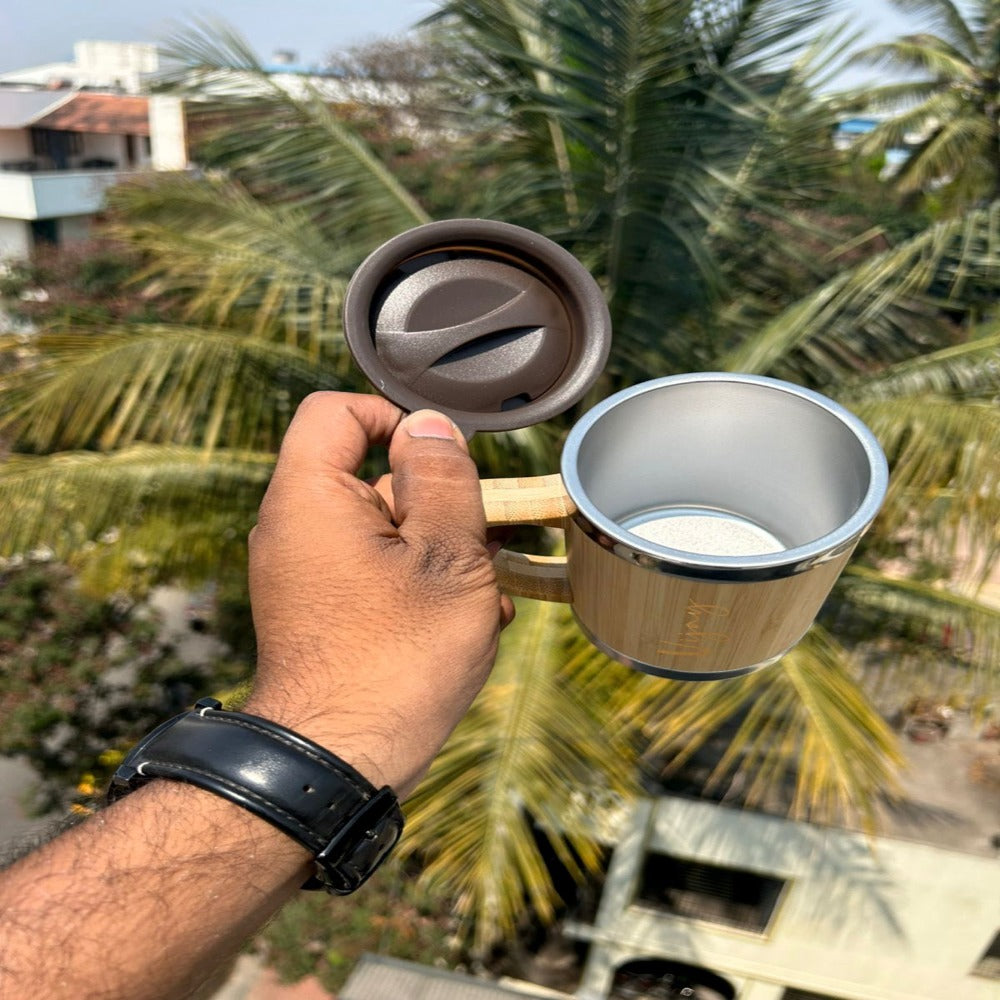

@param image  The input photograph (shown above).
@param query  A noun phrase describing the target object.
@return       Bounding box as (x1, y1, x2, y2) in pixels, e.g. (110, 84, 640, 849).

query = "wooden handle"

(480, 475, 573, 603)
(494, 550, 571, 603)
(480, 473, 576, 527)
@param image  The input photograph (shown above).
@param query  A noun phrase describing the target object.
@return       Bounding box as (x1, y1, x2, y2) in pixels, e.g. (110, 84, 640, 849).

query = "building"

(566, 719, 1000, 1000)
(0, 88, 187, 258)
(0, 40, 161, 95)
(341, 953, 574, 1000)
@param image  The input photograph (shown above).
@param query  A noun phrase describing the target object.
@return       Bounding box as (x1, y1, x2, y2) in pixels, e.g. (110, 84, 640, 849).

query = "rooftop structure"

(341, 953, 574, 1000)
(0, 88, 186, 259)
(561, 710, 1000, 1000)
(0, 41, 160, 95)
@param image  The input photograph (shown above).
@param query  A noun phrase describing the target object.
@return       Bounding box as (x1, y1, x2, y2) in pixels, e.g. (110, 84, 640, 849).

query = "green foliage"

(400, 599, 638, 952)
(257, 861, 457, 992)
(0, 562, 247, 812)
(0, 239, 174, 327)
(853, 0, 1000, 209)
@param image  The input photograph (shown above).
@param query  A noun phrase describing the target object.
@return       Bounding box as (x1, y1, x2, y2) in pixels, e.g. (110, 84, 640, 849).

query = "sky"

(0, 0, 917, 76)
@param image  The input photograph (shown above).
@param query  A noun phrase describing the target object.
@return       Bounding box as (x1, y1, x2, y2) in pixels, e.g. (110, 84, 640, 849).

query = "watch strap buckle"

(311, 787, 404, 894)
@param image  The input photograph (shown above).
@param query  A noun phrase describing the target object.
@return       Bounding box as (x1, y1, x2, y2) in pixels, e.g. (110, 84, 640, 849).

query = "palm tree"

(2, 1, 1000, 954)
(853, 0, 1000, 207)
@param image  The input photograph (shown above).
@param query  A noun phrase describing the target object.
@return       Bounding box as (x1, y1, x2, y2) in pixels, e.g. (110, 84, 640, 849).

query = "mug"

(481, 373, 889, 680)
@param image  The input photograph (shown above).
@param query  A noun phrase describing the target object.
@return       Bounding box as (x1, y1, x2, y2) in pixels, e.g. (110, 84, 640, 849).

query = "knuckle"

(396, 449, 476, 487)
(407, 535, 494, 589)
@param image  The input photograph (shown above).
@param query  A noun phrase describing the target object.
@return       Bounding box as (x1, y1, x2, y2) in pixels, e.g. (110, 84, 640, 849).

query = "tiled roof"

(31, 92, 150, 135)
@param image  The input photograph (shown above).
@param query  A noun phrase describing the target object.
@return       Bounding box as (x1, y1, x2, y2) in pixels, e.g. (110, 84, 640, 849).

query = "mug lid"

(342, 219, 611, 434)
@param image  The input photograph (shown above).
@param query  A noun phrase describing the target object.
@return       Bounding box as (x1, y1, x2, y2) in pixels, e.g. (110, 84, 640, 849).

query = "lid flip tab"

(342, 219, 612, 435)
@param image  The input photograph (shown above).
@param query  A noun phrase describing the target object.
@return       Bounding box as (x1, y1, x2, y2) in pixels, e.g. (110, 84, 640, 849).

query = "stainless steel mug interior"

(561, 373, 889, 580)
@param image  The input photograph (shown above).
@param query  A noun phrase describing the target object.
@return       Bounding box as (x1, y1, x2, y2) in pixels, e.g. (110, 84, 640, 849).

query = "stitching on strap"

(154, 761, 322, 846)
(204, 714, 370, 798)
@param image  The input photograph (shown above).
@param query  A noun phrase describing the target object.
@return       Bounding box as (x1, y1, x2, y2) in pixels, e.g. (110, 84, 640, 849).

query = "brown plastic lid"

(342, 219, 611, 434)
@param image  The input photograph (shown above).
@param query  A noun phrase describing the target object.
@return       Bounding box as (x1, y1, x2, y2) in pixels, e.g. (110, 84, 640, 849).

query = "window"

(636, 852, 785, 933)
(30, 128, 82, 168)
(30, 218, 59, 247)
(972, 930, 1000, 979)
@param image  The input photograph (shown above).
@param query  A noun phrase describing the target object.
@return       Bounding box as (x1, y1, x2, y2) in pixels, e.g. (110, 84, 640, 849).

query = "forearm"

(0, 780, 311, 1000)
(0, 397, 504, 999)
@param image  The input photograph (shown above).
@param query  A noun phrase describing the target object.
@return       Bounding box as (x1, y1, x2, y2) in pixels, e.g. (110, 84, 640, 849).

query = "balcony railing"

(0, 164, 130, 221)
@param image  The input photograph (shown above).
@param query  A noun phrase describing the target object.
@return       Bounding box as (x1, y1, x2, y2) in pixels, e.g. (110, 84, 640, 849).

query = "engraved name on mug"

(657, 599, 730, 658)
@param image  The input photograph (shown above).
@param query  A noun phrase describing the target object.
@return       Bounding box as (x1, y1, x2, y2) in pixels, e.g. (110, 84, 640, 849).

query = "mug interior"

(568, 376, 878, 558)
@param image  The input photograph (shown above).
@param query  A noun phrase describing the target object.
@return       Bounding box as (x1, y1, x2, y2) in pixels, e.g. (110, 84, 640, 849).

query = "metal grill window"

(636, 853, 785, 933)
(780, 989, 847, 1000)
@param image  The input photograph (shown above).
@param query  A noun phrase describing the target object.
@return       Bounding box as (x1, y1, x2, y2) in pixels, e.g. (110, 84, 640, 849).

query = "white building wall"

(0, 41, 159, 93)
(0, 130, 33, 162)
(576, 798, 1000, 1000)
(72, 133, 129, 168)
(0, 217, 31, 258)
(0, 173, 38, 220)
(73, 41, 158, 93)
(148, 97, 187, 170)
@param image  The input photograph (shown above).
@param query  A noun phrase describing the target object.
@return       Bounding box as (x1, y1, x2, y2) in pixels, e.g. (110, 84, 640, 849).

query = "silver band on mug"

(570, 512, 862, 583)
(570, 612, 794, 681)
(560, 373, 889, 584)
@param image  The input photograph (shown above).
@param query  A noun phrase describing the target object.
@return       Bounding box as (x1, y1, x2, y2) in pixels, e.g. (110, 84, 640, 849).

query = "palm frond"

(853, 395, 1000, 558)
(854, 78, 953, 115)
(837, 564, 1000, 692)
(0, 327, 342, 453)
(160, 21, 430, 237)
(886, 0, 980, 56)
(854, 88, 966, 155)
(636, 628, 905, 831)
(107, 175, 353, 355)
(0, 447, 272, 560)
(399, 598, 641, 954)
(852, 35, 978, 82)
(891, 114, 994, 196)
(723, 202, 1000, 375)
(708, 0, 840, 77)
(842, 328, 1000, 400)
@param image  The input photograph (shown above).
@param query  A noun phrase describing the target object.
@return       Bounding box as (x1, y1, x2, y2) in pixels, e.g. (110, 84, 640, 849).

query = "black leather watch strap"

(107, 698, 404, 894)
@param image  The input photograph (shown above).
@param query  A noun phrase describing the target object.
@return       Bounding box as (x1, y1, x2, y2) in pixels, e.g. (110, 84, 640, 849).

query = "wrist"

(240, 695, 396, 793)
(108, 699, 405, 894)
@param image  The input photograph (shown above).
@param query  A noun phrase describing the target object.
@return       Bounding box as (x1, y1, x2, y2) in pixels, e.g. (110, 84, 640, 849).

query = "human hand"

(245, 392, 511, 799)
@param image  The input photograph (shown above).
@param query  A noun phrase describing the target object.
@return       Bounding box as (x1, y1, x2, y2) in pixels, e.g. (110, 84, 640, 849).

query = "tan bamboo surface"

(566, 519, 856, 675)
(480, 475, 573, 602)
(492, 550, 572, 603)
(478, 475, 855, 673)
(480, 474, 575, 527)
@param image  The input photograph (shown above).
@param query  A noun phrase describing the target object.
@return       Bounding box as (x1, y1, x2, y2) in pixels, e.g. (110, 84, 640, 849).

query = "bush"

(0, 562, 248, 813)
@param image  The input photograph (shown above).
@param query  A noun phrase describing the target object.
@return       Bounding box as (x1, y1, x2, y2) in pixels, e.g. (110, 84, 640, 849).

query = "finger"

(500, 594, 516, 630)
(370, 473, 394, 514)
(256, 393, 403, 534)
(388, 409, 486, 544)
(275, 392, 404, 480)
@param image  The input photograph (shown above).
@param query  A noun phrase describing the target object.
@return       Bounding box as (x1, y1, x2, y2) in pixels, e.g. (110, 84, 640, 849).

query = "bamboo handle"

(494, 550, 572, 604)
(480, 473, 576, 527)
(480, 475, 573, 604)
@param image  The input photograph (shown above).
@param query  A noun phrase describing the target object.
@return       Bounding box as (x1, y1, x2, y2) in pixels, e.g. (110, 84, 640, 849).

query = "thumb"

(388, 409, 486, 544)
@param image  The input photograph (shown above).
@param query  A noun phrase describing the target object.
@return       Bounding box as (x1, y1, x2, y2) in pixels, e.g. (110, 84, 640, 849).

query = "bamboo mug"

(482, 373, 889, 680)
